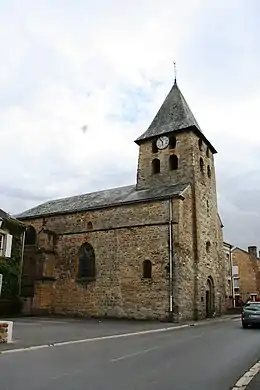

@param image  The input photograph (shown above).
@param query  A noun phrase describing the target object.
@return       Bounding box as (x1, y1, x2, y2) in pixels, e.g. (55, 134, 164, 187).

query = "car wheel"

(242, 322, 249, 328)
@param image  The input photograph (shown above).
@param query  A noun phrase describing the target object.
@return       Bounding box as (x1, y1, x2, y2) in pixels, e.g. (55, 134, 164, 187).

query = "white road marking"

(232, 360, 260, 389)
(110, 332, 205, 363)
(50, 369, 82, 381)
(110, 345, 161, 362)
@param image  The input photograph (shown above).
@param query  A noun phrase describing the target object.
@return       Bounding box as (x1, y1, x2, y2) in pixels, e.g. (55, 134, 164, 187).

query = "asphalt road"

(0, 319, 259, 390)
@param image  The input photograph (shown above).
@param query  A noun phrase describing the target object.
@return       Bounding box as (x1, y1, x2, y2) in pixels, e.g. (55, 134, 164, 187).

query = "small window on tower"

(198, 139, 203, 151)
(206, 147, 210, 157)
(152, 158, 160, 174)
(206, 241, 211, 253)
(199, 157, 204, 173)
(142, 260, 152, 279)
(152, 140, 158, 153)
(207, 165, 211, 178)
(169, 154, 178, 170)
(87, 221, 93, 230)
(169, 135, 177, 149)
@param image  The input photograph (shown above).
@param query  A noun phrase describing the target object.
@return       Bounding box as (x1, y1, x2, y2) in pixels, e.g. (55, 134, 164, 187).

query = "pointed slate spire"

(135, 80, 202, 143)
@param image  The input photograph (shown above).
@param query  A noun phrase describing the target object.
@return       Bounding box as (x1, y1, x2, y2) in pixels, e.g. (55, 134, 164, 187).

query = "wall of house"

(223, 242, 233, 308)
(21, 199, 179, 320)
(232, 247, 260, 302)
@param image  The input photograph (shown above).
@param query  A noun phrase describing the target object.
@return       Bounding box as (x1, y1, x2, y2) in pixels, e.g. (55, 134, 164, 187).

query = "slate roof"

(0, 208, 25, 235)
(135, 80, 217, 153)
(0, 209, 9, 219)
(16, 182, 189, 220)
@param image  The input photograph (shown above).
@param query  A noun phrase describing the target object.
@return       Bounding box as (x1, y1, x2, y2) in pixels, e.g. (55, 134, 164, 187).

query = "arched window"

(87, 221, 93, 230)
(207, 165, 211, 178)
(78, 242, 96, 280)
(206, 241, 211, 253)
(169, 154, 178, 170)
(142, 260, 152, 279)
(206, 147, 210, 157)
(198, 139, 203, 151)
(25, 225, 36, 246)
(152, 158, 160, 174)
(152, 140, 158, 153)
(206, 200, 209, 213)
(169, 135, 177, 149)
(199, 157, 204, 173)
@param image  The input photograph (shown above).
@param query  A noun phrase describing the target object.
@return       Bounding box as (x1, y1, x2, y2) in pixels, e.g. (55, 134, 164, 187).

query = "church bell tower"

(135, 79, 217, 192)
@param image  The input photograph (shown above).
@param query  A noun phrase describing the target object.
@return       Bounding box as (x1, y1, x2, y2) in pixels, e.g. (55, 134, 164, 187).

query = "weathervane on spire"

(173, 61, 177, 83)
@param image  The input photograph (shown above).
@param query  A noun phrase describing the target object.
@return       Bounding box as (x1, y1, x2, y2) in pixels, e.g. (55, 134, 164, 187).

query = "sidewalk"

(0, 314, 239, 353)
(246, 370, 260, 390)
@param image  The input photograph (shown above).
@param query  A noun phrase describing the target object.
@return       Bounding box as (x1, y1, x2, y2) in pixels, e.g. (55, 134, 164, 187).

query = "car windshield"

(245, 303, 260, 309)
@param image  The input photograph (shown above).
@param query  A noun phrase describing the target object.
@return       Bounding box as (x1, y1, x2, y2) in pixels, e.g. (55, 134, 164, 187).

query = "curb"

(232, 360, 260, 389)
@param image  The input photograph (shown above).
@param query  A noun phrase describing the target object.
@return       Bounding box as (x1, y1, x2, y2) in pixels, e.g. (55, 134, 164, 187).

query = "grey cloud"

(0, 184, 56, 202)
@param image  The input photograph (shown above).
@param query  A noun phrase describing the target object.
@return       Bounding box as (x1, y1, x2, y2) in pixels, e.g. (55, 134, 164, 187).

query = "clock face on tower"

(156, 136, 169, 150)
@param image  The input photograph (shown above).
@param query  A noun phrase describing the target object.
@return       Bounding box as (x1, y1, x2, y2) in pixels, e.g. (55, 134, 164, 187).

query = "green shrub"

(0, 237, 21, 298)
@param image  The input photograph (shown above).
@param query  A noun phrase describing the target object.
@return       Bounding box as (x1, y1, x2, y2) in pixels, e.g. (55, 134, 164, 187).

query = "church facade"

(17, 79, 226, 322)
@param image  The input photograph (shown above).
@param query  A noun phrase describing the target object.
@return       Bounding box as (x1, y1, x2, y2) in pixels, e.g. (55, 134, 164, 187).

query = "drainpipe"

(168, 198, 174, 321)
(230, 247, 235, 308)
(18, 230, 26, 296)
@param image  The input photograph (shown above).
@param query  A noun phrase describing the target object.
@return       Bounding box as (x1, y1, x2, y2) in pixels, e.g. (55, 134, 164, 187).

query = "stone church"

(17, 78, 226, 322)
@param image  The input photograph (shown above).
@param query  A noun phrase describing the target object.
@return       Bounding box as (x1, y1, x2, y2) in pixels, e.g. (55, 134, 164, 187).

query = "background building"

(231, 246, 260, 305)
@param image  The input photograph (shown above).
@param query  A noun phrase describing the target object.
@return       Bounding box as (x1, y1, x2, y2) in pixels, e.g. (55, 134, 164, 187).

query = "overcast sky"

(1, 0, 260, 250)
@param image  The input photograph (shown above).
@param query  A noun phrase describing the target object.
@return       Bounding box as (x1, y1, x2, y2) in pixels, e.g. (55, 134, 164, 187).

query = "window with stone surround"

(142, 260, 152, 279)
(77, 242, 96, 280)
(198, 139, 203, 151)
(169, 135, 176, 149)
(152, 158, 160, 174)
(199, 157, 204, 174)
(207, 165, 211, 178)
(206, 147, 210, 157)
(206, 241, 211, 253)
(169, 154, 178, 170)
(25, 225, 36, 246)
(87, 221, 93, 230)
(206, 200, 209, 213)
(152, 140, 158, 153)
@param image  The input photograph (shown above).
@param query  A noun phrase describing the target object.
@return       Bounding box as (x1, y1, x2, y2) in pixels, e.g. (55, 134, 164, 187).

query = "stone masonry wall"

(136, 129, 226, 319)
(22, 200, 174, 320)
(171, 187, 196, 321)
(191, 133, 226, 318)
(136, 131, 194, 190)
